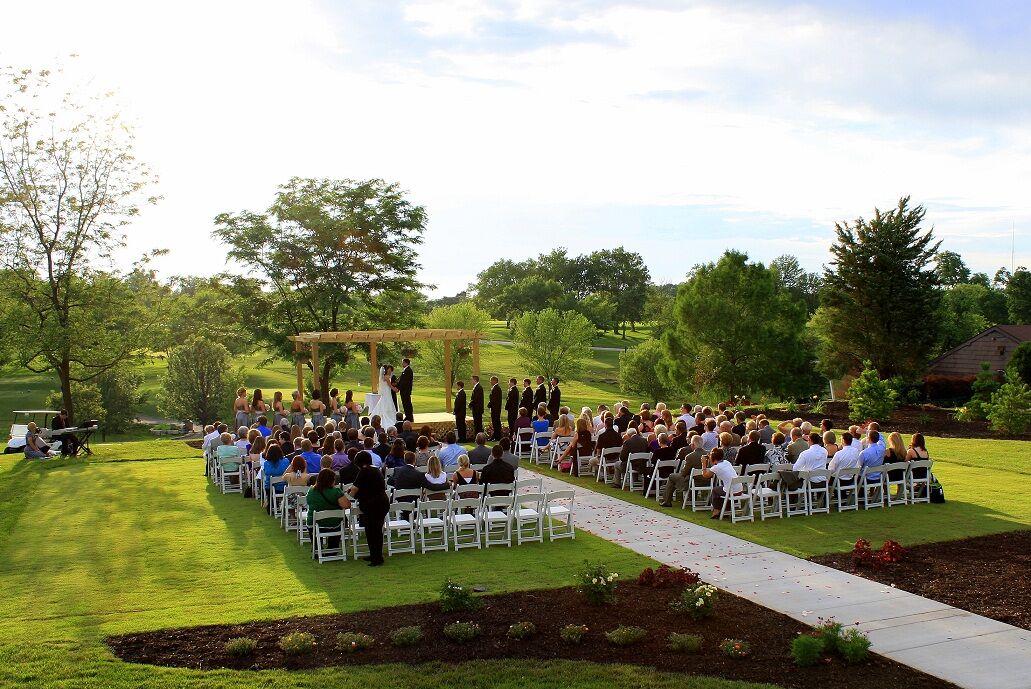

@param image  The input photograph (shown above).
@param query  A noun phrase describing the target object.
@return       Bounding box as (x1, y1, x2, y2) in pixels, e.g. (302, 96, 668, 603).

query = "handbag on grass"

(929, 473, 945, 503)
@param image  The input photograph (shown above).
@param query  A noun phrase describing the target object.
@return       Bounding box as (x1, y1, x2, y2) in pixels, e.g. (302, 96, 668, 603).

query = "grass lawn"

(0, 439, 778, 689)
(526, 434, 1031, 558)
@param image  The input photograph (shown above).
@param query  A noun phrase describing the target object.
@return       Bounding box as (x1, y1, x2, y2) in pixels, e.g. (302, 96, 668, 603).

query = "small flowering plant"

(720, 638, 750, 658)
(560, 624, 589, 644)
(576, 561, 619, 605)
(672, 583, 719, 620)
(852, 539, 905, 568)
(637, 565, 700, 589)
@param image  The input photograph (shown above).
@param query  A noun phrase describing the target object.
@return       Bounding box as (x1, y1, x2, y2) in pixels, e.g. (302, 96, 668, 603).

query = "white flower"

(591, 578, 598, 585)
(695, 599, 704, 607)
(606, 575, 614, 582)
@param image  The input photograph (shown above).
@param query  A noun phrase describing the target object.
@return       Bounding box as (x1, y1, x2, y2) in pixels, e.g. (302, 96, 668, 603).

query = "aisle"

(529, 470, 1031, 689)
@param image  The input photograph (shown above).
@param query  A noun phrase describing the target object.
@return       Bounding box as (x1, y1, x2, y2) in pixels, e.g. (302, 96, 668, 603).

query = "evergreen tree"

(819, 197, 942, 378)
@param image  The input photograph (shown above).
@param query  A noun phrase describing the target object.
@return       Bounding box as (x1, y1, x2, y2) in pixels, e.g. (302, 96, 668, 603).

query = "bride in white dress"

(369, 366, 399, 423)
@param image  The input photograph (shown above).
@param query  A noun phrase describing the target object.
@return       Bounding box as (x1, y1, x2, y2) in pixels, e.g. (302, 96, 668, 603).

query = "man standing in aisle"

(454, 381, 468, 442)
(470, 375, 485, 437)
(520, 378, 534, 422)
(505, 377, 519, 439)
(548, 377, 562, 421)
(488, 376, 503, 441)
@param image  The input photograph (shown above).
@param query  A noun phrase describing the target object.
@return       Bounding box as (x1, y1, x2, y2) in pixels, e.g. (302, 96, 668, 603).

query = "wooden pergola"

(288, 329, 481, 413)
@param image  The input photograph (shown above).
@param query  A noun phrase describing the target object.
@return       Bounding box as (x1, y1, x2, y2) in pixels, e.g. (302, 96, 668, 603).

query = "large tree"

(770, 254, 822, 315)
(584, 248, 650, 336)
(0, 66, 157, 421)
(213, 177, 426, 399)
(663, 251, 820, 399)
(1006, 268, 1031, 324)
(512, 308, 595, 381)
(619, 337, 687, 405)
(818, 197, 942, 378)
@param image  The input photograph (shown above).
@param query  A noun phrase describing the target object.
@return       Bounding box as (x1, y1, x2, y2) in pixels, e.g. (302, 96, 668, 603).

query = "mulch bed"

(811, 530, 1031, 631)
(107, 584, 955, 689)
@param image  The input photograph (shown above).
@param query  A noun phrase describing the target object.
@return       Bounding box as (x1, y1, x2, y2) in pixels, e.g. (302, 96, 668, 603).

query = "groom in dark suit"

(453, 381, 468, 442)
(520, 378, 533, 419)
(398, 358, 414, 422)
(470, 375, 485, 437)
(487, 375, 503, 441)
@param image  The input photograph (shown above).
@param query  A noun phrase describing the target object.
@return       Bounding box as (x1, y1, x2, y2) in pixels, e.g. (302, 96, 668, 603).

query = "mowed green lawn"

(0, 440, 777, 689)
(528, 434, 1031, 558)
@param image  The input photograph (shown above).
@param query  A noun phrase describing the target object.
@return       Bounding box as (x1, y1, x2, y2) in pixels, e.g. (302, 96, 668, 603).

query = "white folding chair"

(544, 489, 575, 541)
(386, 503, 416, 556)
(449, 497, 483, 550)
(453, 483, 485, 501)
(907, 460, 933, 504)
(832, 467, 860, 512)
(621, 452, 650, 492)
(483, 482, 514, 497)
(481, 494, 513, 547)
(596, 446, 621, 484)
(513, 492, 545, 544)
(470, 463, 487, 474)
(311, 509, 346, 563)
(416, 499, 449, 553)
(529, 430, 552, 464)
(549, 436, 572, 469)
(883, 462, 909, 507)
(268, 478, 287, 518)
(218, 457, 243, 494)
(753, 472, 782, 520)
(645, 459, 679, 501)
(348, 506, 373, 559)
(514, 477, 543, 494)
(717, 476, 754, 523)
(572, 445, 594, 477)
(860, 467, 885, 509)
(744, 463, 770, 480)
(281, 486, 308, 531)
(683, 468, 712, 511)
(514, 428, 534, 458)
(784, 471, 810, 517)
(806, 470, 831, 515)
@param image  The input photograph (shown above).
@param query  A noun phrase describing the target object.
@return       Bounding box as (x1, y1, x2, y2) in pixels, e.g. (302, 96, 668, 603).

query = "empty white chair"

(882, 463, 909, 507)
(807, 470, 831, 515)
(514, 428, 534, 458)
(832, 467, 860, 512)
(514, 477, 543, 494)
(753, 472, 782, 520)
(544, 489, 575, 541)
(483, 482, 514, 497)
(390, 487, 423, 505)
(311, 509, 346, 563)
(622, 452, 650, 492)
(860, 466, 885, 509)
(645, 459, 679, 501)
(907, 460, 933, 504)
(481, 494, 513, 547)
(449, 497, 483, 550)
(529, 430, 552, 464)
(683, 468, 712, 511)
(743, 463, 770, 479)
(596, 446, 621, 484)
(386, 503, 416, 556)
(718, 476, 754, 523)
(513, 492, 545, 544)
(416, 499, 449, 553)
(268, 478, 287, 518)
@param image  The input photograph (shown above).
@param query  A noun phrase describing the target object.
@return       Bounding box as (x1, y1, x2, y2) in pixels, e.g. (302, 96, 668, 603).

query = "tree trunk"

(59, 359, 74, 424)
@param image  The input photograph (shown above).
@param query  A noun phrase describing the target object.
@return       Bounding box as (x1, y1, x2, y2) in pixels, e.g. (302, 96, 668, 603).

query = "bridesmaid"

(273, 391, 287, 429)
(344, 389, 360, 430)
(290, 390, 305, 428)
(309, 390, 327, 427)
(233, 388, 250, 430)
(251, 388, 268, 425)
(329, 388, 343, 425)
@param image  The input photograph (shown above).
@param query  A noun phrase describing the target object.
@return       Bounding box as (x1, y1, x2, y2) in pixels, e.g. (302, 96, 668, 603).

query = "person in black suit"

(548, 377, 562, 421)
(519, 378, 534, 420)
(388, 366, 399, 411)
(532, 375, 548, 416)
(505, 377, 519, 439)
(487, 375, 503, 441)
(398, 358, 414, 422)
(388, 452, 434, 492)
(470, 375, 485, 437)
(453, 381, 468, 442)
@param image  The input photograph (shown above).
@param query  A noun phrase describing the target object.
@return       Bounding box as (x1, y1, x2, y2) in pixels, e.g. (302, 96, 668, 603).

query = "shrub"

(336, 632, 375, 653)
(559, 624, 589, 644)
(852, 539, 905, 568)
(966, 362, 1001, 421)
(439, 579, 481, 613)
(848, 361, 898, 422)
(719, 638, 750, 658)
(507, 621, 537, 640)
(791, 633, 825, 666)
(278, 631, 316, 655)
(637, 565, 700, 589)
(667, 632, 703, 653)
(672, 583, 719, 620)
(224, 637, 257, 656)
(576, 561, 619, 605)
(812, 618, 843, 652)
(389, 625, 423, 647)
(443, 621, 481, 643)
(987, 370, 1031, 435)
(605, 625, 647, 646)
(836, 627, 872, 663)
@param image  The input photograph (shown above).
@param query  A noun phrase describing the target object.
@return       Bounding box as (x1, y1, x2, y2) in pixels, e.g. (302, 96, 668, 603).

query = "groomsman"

(453, 381, 468, 442)
(505, 377, 519, 438)
(488, 375, 503, 441)
(470, 375, 485, 437)
(519, 378, 534, 419)
(533, 375, 548, 416)
(548, 377, 562, 420)
(398, 358, 414, 422)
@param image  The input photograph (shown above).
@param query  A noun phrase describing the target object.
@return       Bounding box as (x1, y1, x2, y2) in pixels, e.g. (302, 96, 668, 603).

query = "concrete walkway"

(531, 471, 1031, 689)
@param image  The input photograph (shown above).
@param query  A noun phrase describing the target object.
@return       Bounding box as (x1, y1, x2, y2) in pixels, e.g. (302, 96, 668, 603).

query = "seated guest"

(424, 455, 450, 499)
(651, 432, 676, 465)
(330, 438, 350, 471)
(688, 412, 706, 436)
(498, 437, 520, 471)
(374, 432, 391, 461)
(345, 428, 362, 451)
(906, 433, 930, 494)
(234, 427, 250, 452)
(594, 404, 610, 431)
(660, 435, 706, 506)
(669, 420, 688, 452)
(246, 435, 266, 470)
(388, 451, 432, 494)
(400, 421, 419, 450)
(700, 419, 719, 451)
(552, 414, 574, 447)
(885, 431, 908, 491)
(559, 416, 595, 476)
(765, 432, 787, 464)
(383, 438, 407, 470)
(613, 404, 633, 434)
(299, 439, 322, 474)
(338, 455, 360, 485)
(828, 432, 861, 473)
(436, 431, 464, 471)
(823, 430, 839, 457)
(201, 424, 219, 455)
(515, 407, 533, 432)
(282, 455, 310, 486)
(860, 429, 885, 485)
(720, 420, 741, 447)
(701, 447, 740, 519)
(638, 409, 655, 434)
(820, 418, 833, 436)
(778, 432, 828, 491)
(261, 444, 291, 509)
(413, 435, 433, 466)
(590, 414, 622, 473)
(304, 467, 348, 546)
(256, 415, 272, 437)
(362, 436, 383, 469)
(616, 427, 650, 481)
(418, 424, 437, 446)
(785, 427, 808, 462)
(467, 433, 492, 465)
(718, 431, 739, 466)
(731, 412, 747, 438)
(480, 444, 516, 492)
(735, 430, 766, 468)
(451, 454, 479, 496)
(217, 432, 244, 471)
(23, 422, 50, 459)
(531, 406, 551, 443)
(647, 424, 666, 452)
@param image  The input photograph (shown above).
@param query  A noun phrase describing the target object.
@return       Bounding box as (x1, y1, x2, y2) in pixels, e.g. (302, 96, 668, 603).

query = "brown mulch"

(811, 530, 1031, 631)
(107, 584, 956, 689)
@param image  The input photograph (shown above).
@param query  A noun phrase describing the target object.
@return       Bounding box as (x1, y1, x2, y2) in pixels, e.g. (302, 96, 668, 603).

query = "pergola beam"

(290, 329, 480, 344)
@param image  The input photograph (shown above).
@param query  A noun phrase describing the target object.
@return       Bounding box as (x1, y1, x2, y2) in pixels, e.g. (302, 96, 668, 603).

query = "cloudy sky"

(3, 0, 1030, 294)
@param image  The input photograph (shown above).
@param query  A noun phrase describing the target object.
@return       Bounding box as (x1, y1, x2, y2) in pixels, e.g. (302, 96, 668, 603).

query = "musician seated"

(51, 409, 78, 456)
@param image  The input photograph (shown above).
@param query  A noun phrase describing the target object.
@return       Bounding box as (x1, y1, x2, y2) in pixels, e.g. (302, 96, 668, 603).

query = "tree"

(575, 293, 618, 332)
(966, 361, 1001, 420)
(847, 361, 899, 422)
(159, 337, 241, 425)
(643, 283, 679, 339)
(1008, 342, 1031, 389)
(470, 259, 531, 322)
(619, 338, 685, 405)
(1006, 268, 1031, 324)
(0, 66, 158, 421)
(44, 382, 105, 428)
(160, 276, 255, 356)
(95, 366, 146, 434)
(584, 248, 650, 335)
(512, 308, 595, 381)
(819, 197, 942, 379)
(935, 283, 992, 355)
(663, 251, 821, 399)
(213, 177, 426, 399)
(935, 250, 971, 286)
(421, 302, 490, 388)
(987, 370, 1031, 435)
(770, 254, 822, 314)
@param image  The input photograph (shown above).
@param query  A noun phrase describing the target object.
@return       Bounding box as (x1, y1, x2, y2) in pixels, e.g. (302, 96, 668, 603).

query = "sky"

(2, 0, 1030, 295)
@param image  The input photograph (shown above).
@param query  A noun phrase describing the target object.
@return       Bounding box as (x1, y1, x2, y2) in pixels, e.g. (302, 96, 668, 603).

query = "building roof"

(995, 325, 1031, 342)
(929, 324, 1031, 368)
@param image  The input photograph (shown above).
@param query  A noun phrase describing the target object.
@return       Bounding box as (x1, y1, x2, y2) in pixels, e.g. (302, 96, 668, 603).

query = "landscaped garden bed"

(811, 530, 1031, 631)
(108, 575, 956, 689)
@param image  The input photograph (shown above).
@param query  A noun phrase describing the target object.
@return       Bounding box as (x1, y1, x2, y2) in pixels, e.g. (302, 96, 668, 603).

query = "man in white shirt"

(793, 433, 829, 483)
(436, 430, 465, 471)
(677, 403, 694, 426)
(701, 447, 740, 518)
(593, 404, 609, 431)
(828, 432, 862, 473)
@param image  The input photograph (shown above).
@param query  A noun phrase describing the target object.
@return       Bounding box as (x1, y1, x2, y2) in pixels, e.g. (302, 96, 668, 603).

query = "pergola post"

(370, 341, 378, 393)
(311, 343, 321, 397)
(294, 339, 305, 402)
(444, 339, 453, 413)
(472, 337, 481, 378)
